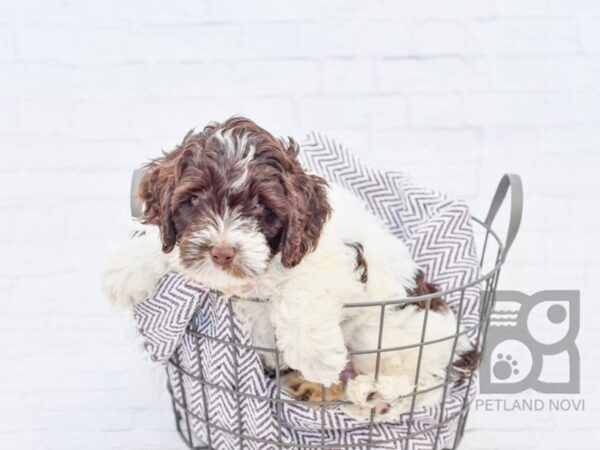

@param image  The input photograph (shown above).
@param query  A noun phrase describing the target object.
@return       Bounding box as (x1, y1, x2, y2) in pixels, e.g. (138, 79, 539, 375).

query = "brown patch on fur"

(138, 116, 331, 272)
(402, 270, 448, 311)
(345, 242, 368, 283)
(283, 371, 346, 402)
(405, 271, 480, 384)
(452, 348, 481, 384)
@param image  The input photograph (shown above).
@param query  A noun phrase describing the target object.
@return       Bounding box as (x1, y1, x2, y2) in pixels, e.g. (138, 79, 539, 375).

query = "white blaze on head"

(211, 129, 256, 191)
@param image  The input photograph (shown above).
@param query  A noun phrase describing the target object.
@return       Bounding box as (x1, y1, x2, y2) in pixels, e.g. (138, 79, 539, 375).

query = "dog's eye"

(190, 196, 201, 206)
(259, 205, 275, 220)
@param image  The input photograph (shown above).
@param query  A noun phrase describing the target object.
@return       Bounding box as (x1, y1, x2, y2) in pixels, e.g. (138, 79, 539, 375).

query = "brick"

(370, 128, 480, 165)
(4, 0, 78, 21)
(147, 62, 206, 97)
(35, 432, 109, 450)
(321, 60, 377, 94)
(70, 98, 134, 139)
(130, 97, 246, 139)
(0, 432, 42, 450)
(463, 429, 537, 449)
(0, 62, 70, 97)
(0, 136, 147, 170)
(467, 18, 579, 55)
(366, 95, 410, 128)
(482, 127, 539, 157)
(217, 0, 347, 21)
(18, 98, 70, 135)
(410, 20, 467, 55)
(0, 277, 11, 305)
(573, 91, 600, 123)
(467, 407, 557, 431)
(0, 394, 40, 432)
(300, 20, 411, 57)
(568, 198, 600, 231)
(378, 0, 496, 19)
(536, 155, 600, 198)
(503, 229, 546, 264)
(408, 94, 463, 126)
(0, 171, 131, 206)
(74, 24, 135, 63)
(465, 92, 571, 126)
(547, 0, 600, 14)
(0, 62, 145, 98)
(131, 0, 210, 23)
(70, 63, 148, 99)
(542, 125, 600, 154)
(0, 22, 16, 60)
(0, 99, 17, 134)
(39, 410, 133, 431)
(215, 60, 320, 95)
(297, 95, 409, 129)
(545, 56, 600, 89)
(133, 409, 177, 431)
(492, 0, 548, 15)
(377, 57, 489, 92)
(17, 22, 78, 60)
(536, 430, 600, 449)
(12, 206, 66, 243)
(150, 60, 319, 96)
(242, 22, 298, 58)
(581, 17, 600, 52)
(64, 199, 133, 239)
(104, 430, 182, 450)
(239, 97, 297, 132)
(134, 24, 240, 61)
(297, 97, 370, 128)
(492, 56, 547, 89)
(42, 390, 130, 412)
(315, 129, 371, 155)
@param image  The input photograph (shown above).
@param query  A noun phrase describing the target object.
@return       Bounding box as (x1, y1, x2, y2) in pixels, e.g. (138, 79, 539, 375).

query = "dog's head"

(139, 117, 331, 288)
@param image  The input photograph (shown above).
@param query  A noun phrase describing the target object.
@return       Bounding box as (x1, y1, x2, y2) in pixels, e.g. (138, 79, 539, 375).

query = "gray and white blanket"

(132, 132, 481, 449)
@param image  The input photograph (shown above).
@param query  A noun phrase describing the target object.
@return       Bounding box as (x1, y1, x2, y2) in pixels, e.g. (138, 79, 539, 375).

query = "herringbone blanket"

(133, 132, 481, 449)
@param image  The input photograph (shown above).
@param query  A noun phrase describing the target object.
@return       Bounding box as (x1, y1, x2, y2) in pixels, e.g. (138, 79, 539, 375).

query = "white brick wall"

(1, 1, 598, 449)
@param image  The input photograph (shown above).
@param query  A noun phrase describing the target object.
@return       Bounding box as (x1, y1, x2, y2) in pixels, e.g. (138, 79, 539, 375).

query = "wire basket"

(155, 174, 523, 450)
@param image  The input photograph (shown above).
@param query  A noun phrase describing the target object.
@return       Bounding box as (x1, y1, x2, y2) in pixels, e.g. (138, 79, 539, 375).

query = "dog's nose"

(210, 245, 236, 266)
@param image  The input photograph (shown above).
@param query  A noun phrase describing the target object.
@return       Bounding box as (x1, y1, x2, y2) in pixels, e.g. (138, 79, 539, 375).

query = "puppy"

(103, 117, 477, 421)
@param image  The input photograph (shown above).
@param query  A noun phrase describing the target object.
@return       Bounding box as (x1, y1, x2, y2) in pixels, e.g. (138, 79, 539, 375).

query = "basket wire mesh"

(163, 174, 523, 450)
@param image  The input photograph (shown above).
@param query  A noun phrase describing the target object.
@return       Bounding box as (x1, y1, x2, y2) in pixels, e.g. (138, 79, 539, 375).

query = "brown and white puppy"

(103, 117, 476, 421)
(138, 117, 330, 285)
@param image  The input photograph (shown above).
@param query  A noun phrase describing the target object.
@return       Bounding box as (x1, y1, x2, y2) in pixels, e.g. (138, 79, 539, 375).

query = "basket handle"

(484, 173, 523, 260)
(131, 167, 147, 220)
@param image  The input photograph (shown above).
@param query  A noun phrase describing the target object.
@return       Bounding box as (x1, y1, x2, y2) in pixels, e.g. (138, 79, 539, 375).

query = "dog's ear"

(138, 156, 179, 253)
(280, 140, 331, 268)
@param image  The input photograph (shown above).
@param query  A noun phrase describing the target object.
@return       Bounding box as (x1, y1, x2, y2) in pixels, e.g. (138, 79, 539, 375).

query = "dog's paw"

(101, 227, 169, 309)
(343, 374, 414, 422)
(345, 374, 377, 407)
(376, 375, 414, 413)
(102, 265, 157, 309)
(283, 371, 345, 402)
